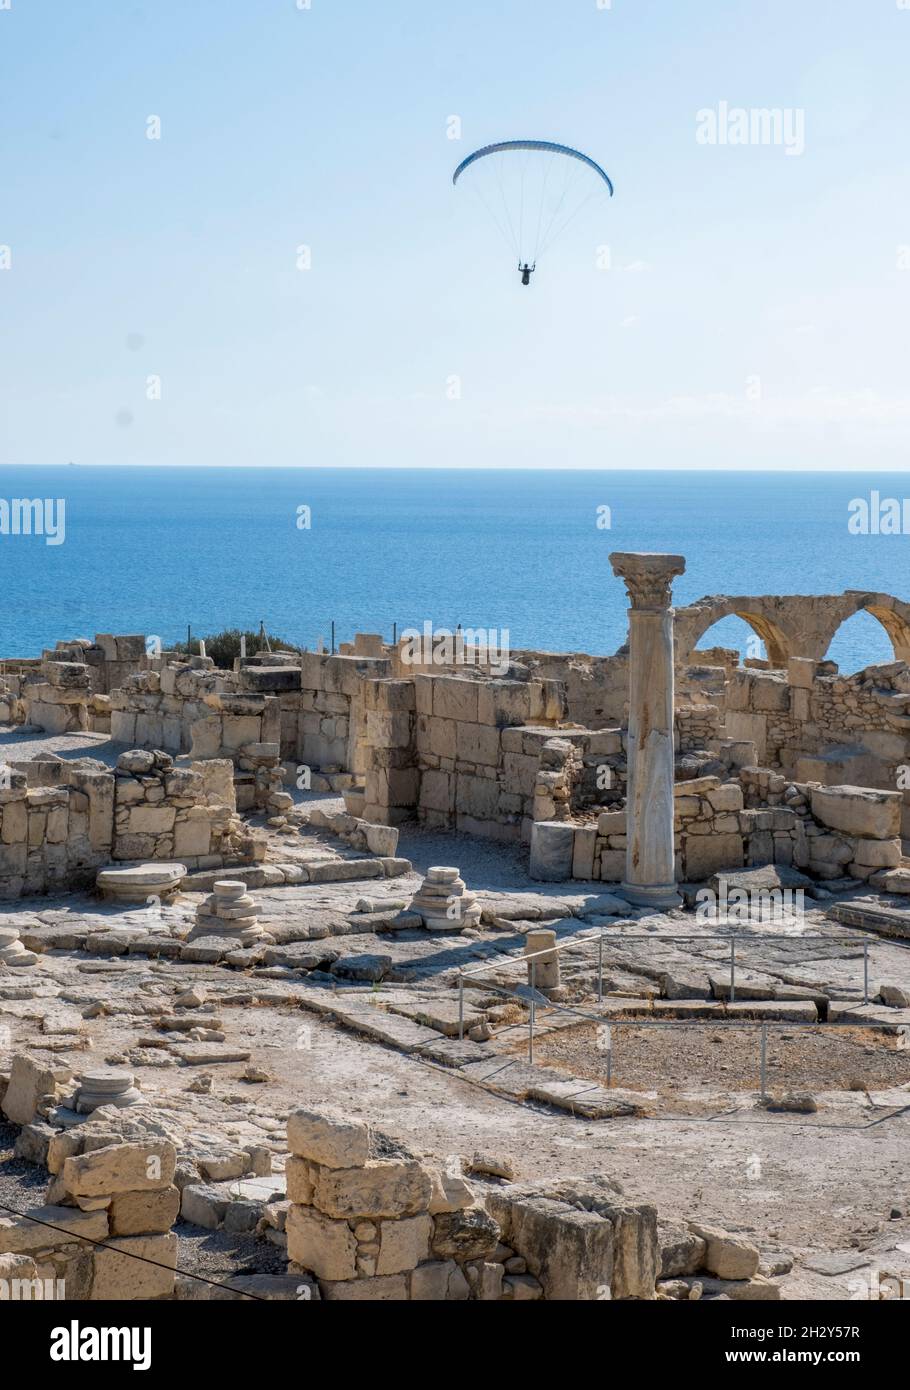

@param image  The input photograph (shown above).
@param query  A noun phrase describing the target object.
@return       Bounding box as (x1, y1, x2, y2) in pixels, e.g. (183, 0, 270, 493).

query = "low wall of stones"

(112, 749, 253, 868)
(284, 1107, 658, 1301)
(0, 750, 254, 897)
(532, 775, 906, 886)
(0, 762, 114, 899)
(725, 659, 910, 835)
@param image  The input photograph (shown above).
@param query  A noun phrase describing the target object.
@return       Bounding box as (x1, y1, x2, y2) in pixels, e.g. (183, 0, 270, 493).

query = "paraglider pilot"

(519, 261, 535, 286)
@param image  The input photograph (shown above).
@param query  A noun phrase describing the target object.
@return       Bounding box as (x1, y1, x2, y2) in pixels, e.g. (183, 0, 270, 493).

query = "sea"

(0, 467, 906, 672)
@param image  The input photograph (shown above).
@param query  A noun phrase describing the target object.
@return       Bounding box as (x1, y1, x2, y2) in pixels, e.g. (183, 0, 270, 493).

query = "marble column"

(609, 552, 686, 910)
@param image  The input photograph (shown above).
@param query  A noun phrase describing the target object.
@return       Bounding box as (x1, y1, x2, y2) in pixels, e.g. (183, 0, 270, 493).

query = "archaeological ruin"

(2, 556, 910, 1304)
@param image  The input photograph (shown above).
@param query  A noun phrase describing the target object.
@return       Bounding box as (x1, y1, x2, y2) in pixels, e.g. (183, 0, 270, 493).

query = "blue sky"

(2, 0, 908, 469)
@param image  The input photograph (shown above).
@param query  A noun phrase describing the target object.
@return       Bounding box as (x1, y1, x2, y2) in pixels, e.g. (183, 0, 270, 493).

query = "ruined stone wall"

(411, 674, 574, 843)
(47, 633, 147, 696)
(0, 750, 250, 897)
(538, 772, 903, 886)
(0, 763, 114, 899)
(725, 659, 910, 835)
(112, 750, 248, 868)
(284, 1107, 657, 1301)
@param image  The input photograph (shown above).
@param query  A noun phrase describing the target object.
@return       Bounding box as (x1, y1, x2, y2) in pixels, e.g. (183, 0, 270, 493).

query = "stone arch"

(674, 597, 795, 669)
(830, 592, 910, 665)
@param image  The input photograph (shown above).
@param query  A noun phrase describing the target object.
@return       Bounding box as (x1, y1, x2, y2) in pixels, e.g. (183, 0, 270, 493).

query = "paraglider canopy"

(453, 140, 614, 282)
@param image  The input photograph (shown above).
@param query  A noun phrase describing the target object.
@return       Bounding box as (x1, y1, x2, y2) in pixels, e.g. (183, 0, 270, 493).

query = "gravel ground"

(518, 1023, 910, 1103)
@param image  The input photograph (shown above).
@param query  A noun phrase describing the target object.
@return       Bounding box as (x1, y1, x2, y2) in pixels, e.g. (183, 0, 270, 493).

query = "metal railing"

(456, 927, 898, 1096)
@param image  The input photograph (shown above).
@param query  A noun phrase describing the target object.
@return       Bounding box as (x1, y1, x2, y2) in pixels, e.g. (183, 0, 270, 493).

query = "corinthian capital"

(609, 552, 686, 612)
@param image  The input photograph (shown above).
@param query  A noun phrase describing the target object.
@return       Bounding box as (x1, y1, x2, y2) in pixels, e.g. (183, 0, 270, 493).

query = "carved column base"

(619, 880, 681, 910)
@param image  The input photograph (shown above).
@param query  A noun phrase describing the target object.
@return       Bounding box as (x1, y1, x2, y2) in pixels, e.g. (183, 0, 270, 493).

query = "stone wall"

(284, 1107, 657, 1301)
(0, 750, 252, 897)
(533, 772, 905, 887)
(112, 750, 250, 867)
(0, 1058, 178, 1300)
(0, 762, 114, 899)
(725, 659, 910, 835)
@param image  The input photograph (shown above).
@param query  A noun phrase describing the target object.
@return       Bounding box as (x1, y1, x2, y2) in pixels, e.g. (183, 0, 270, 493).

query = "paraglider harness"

(518, 261, 536, 286)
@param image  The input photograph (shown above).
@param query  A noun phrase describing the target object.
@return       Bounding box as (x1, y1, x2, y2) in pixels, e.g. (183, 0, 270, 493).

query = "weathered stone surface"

(109, 1185, 180, 1236)
(180, 1184, 230, 1230)
(659, 1220, 707, 1278)
(286, 1204, 357, 1280)
(319, 1274, 408, 1300)
(489, 1180, 658, 1300)
(689, 1223, 760, 1280)
(1, 1055, 66, 1126)
(431, 1206, 501, 1261)
(0, 1205, 108, 1255)
(810, 784, 901, 841)
(376, 1213, 433, 1274)
(63, 1141, 177, 1197)
(312, 1160, 433, 1220)
(410, 1259, 470, 1300)
(529, 821, 575, 882)
(287, 1108, 371, 1169)
(91, 1232, 177, 1300)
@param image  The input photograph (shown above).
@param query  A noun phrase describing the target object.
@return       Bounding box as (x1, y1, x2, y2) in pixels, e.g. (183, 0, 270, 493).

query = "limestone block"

(286, 1157, 317, 1204)
(810, 784, 901, 840)
(788, 657, 817, 689)
(419, 715, 456, 760)
(427, 1164, 476, 1215)
(287, 1108, 371, 1169)
(376, 1213, 433, 1274)
(319, 1274, 408, 1300)
(750, 674, 790, 713)
(312, 1160, 433, 1220)
(571, 825, 597, 880)
(529, 821, 575, 882)
(455, 773, 499, 820)
(1, 799, 27, 843)
(286, 1205, 357, 1280)
(173, 819, 213, 858)
(110, 1186, 180, 1236)
(189, 717, 223, 760)
(597, 810, 627, 835)
(0, 1205, 108, 1255)
(410, 1259, 471, 1301)
(851, 838, 902, 869)
(1, 1055, 66, 1126)
(689, 1223, 759, 1280)
(455, 721, 502, 768)
(128, 805, 176, 834)
(488, 1188, 657, 1300)
(477, 681, 532, 729)
(705, 783, 744, 813)
(222, 715, 262, 750)
(599, 849, 625, 882)
(684, 832, 744, 881)
(63, 1141, 177, 1197)
(432, 677, 479, 724)
(91, 1232, 177, 1300)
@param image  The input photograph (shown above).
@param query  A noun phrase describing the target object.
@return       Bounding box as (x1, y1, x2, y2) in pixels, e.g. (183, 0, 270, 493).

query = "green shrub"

(174, 628, 300, 670)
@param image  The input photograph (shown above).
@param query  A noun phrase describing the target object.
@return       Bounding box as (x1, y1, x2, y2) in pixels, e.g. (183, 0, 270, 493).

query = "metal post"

(392, 622, 397, 645)
(458, 976, 464, 1041)
(597, 935, 604, 1002)
(863, 942, 869, 1006)
(529, 961, 536, 1064)
(760, 1024, 767, 1098)
(331, 621, 335, 655)
(730, 936, 736, 1004)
